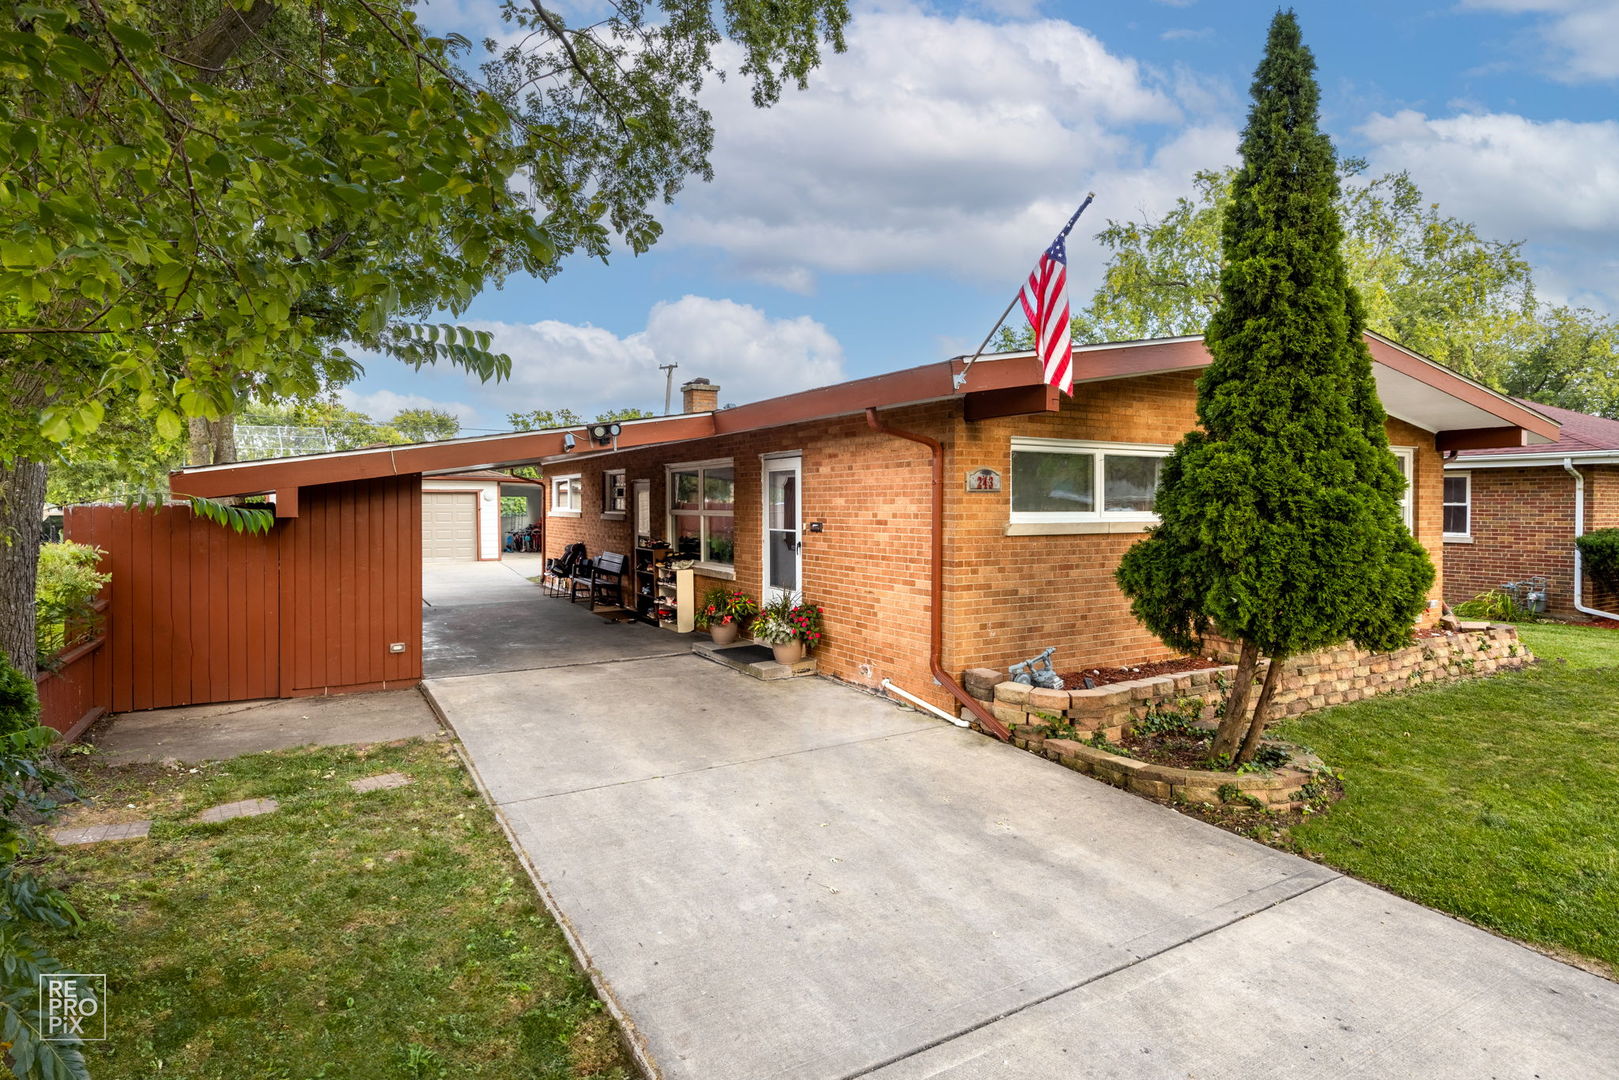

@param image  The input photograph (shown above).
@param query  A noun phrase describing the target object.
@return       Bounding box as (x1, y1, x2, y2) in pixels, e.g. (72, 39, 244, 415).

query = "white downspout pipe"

(881, 679, 970, 727)
(1562, 458, 1619, 622)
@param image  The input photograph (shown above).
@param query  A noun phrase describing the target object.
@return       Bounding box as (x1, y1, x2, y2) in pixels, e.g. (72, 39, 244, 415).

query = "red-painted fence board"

(64, 473, 422, 714)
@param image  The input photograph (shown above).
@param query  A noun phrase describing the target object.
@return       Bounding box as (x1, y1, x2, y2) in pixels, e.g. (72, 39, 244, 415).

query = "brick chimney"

(680, 378, 719, 413)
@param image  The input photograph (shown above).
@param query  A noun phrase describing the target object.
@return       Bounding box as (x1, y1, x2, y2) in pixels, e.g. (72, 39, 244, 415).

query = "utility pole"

(660, 362, 679, 415)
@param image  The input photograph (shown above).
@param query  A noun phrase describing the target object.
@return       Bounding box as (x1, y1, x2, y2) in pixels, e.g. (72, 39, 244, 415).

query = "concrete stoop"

(691, 639, 818, 681)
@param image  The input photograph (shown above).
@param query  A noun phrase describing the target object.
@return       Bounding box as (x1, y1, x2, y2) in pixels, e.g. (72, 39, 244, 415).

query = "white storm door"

(762, 454, 802, 606)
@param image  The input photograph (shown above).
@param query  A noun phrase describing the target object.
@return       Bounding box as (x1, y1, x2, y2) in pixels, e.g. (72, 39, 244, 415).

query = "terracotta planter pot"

(709, 621, 741, 646)
(771, 639, 805, 665)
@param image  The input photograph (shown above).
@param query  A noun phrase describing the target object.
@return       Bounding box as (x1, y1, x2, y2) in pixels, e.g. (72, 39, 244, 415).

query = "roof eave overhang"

(170, 331, 1559, 501)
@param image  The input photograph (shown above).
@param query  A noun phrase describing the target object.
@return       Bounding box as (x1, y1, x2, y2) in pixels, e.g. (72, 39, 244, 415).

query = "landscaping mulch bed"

(1156, 772, 1345, 848)
(1057, 655, 1224, 688)
(1115, 726, 1219, 770)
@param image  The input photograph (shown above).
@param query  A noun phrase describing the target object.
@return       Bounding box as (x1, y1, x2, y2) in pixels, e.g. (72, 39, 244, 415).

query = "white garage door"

(423, 493, 477, 560)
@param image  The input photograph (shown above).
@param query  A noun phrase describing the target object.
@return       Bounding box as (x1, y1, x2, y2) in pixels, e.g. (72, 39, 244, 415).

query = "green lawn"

(1275, 623, 1619, 976)
(38, 739, 631, 1080)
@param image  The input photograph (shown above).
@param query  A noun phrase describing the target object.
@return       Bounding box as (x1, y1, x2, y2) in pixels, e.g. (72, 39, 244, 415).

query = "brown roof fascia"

(170, 413, 718, 499)
(1435, 426, 1532, 453)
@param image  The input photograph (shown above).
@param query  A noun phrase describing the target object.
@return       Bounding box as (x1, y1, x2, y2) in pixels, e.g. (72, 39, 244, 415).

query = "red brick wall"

(542, 405, 950, 701)
(546, 379, 1451, 714)
(1444, 464, 1619, 617)
(941, 373, 1447, 679)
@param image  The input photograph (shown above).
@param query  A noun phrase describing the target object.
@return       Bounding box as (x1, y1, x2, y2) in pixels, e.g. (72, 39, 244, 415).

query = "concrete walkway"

(426, 653, 1619, 1080)
(423, 560, 687, 678)
(94, 689, 439, 763)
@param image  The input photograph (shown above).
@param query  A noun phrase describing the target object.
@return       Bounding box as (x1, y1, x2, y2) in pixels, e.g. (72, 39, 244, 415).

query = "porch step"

(692, 640, 818, 681)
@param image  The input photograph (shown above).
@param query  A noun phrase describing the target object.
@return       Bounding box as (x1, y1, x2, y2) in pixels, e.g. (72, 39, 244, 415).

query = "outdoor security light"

(589, 422, 622, 445)
(561, 432, 576, 452)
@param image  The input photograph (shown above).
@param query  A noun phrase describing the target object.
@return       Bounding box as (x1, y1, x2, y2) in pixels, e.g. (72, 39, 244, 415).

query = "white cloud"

(337, 387, 481, 424)
(1361, 109, 1619, 307)
(1160, 27, 1213, 41)
(664, 6, 1200, 289)
(1461, 0, 1619, 82)
(459, 296, 847, 420)
(1361, 110, 1619, 234)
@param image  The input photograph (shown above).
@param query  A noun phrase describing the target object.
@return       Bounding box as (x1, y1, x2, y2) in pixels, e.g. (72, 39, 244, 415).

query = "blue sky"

(339, 0, 1619, 431)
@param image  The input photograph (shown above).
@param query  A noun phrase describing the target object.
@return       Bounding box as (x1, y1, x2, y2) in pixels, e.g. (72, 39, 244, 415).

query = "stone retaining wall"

(963, 624, 1532, 739)
(1022, 737, 1320, 809)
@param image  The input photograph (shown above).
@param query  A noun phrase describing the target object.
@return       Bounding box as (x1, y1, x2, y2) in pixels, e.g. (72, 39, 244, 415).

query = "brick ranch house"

(139, 332, 1553, 727)
(1443, 401, 1619, 620)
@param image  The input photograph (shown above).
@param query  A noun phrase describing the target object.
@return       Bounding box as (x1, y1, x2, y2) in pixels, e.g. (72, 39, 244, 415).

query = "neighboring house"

(420, 469, 544, 561)
(1443, 402, 1619, 620)
(112, 331, 1552, 716)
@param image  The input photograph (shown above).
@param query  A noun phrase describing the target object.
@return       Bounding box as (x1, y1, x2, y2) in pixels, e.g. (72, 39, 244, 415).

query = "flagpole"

(953, 192, 1095, 391)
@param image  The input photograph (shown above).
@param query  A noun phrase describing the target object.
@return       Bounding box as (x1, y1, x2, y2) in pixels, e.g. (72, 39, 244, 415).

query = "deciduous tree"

(0, 0, 847, 673)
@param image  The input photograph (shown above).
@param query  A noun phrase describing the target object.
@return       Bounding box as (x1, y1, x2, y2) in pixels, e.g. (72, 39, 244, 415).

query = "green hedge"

(1577, 528, 1619, 587)
(36, 540, 110, 667)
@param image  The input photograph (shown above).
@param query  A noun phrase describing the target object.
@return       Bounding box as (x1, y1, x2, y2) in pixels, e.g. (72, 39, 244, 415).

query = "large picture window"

(550, 474, 581, 515)
(668, 460, 735, 567)
(1010, 439, 1168, 523)
(1443, 473, 1471, 538)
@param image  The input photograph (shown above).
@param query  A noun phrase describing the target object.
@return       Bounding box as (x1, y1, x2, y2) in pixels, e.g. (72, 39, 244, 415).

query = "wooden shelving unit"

(634, 545, 694, 632)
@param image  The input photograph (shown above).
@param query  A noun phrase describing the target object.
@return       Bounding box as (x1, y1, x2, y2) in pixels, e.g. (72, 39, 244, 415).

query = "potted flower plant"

(695, 585, 758, 645)
(752, 593, 824, 665)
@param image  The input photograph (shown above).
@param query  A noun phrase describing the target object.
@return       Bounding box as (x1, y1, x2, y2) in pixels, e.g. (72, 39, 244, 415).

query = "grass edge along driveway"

(1276, 622, 1618, 978)
(39, 738, 633, 1080)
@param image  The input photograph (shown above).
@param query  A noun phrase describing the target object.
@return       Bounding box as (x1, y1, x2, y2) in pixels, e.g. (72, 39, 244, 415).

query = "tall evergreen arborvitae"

(1116, 10, 1434, 766)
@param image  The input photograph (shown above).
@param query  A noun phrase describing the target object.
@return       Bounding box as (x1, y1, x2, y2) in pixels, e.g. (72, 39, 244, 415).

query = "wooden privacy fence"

(65, 476, 422, 715)
(35, 596, 111, 740)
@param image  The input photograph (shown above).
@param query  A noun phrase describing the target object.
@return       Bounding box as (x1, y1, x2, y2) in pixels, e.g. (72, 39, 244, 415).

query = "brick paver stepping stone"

(194, 798, 279, 824)
(53, 821, 151, 846)
(349, 772, 412, 794)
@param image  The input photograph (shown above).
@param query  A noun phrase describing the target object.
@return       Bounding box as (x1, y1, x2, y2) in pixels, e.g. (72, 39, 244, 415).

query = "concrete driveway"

(425, 641, 1619, 1080)
(423, 559, 687, 677)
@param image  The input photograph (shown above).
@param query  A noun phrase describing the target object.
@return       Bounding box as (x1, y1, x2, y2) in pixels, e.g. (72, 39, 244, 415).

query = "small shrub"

(1237, 743, 1292, 771)
(36, 540, 110, 666)
(1577, 528, 1619, 588)
(1133, 701, 1204, 739)
(1216, 783, 1267, 810)
(0, 654, 41, 737)
(1087, 731, 1132, 757)
(1453, 589, 1528, 622)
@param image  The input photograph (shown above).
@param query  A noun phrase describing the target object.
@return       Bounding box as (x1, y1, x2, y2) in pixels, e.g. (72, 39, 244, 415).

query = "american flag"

(1019, 195, 1093, 396)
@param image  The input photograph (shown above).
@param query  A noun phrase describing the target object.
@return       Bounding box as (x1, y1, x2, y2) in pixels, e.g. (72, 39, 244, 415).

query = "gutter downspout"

(865, 407, 1011, 741)
(1563, 458, 1619, 622)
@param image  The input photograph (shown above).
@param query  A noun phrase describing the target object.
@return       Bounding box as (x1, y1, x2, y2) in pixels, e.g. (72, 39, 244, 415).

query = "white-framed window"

(602, 469, 627, 516)
(1392, 447, 1415, 531)
(1443, 472, 1471, 539)
(1009, 438, 1169, 523)
(667, 458, 735, 567)
(550, 474, 581, 515)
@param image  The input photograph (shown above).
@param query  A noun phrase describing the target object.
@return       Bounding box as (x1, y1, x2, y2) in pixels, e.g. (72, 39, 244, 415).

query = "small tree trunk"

(188, 416, 214, 466)
(1234, 654, 1286, 766)
(1210, 638, 1260, 762)
(187, 416, 239, 467)
(0, 459, 48, 677)
(212, 413, 237, 465)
